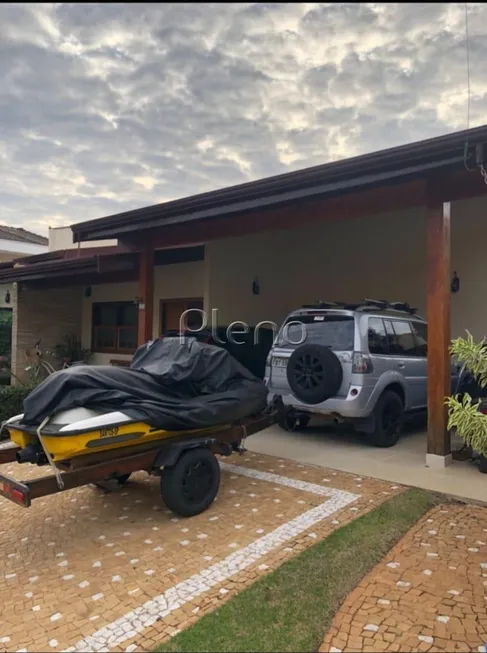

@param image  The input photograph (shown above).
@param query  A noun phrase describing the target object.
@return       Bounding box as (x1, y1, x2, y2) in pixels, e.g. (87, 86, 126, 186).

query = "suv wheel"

(286, 344, 343, 404)
(368, 390, 404, 448)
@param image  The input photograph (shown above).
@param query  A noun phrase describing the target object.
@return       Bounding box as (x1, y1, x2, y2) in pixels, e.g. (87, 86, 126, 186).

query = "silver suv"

(265, 299, 458, 447)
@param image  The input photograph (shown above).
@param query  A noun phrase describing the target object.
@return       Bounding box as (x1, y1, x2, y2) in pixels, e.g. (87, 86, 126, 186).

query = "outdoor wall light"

(4, 290, 10, 304)
(451, 271, 460, 294)
(252, 277, 260, 296)
(84, 286, 92, 298)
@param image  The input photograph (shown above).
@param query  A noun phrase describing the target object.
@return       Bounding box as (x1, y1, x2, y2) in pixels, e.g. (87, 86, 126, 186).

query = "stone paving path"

(320, 503, 487, 653)
(0, 450, 402, 652)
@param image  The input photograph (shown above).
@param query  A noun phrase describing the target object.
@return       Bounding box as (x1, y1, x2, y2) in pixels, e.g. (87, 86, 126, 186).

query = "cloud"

(0, 2, 486, 235)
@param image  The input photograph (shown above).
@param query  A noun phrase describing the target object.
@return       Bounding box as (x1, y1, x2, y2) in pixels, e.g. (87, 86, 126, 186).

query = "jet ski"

(5, 408, 229, 464)
(5, 337, 268, 466)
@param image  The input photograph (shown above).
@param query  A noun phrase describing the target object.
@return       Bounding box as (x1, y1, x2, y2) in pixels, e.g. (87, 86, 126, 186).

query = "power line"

(463, 2, 473, 171)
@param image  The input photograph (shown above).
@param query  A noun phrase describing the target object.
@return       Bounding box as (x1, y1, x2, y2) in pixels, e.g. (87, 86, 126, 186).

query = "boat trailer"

(0, 397, 283, 517)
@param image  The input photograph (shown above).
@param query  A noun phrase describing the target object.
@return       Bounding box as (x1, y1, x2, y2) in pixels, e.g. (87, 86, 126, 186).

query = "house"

(0, 225, 48, 261)
(1, 125, 487, 469)
(0, 225, 48, 306)
(0, 227, 48, 376)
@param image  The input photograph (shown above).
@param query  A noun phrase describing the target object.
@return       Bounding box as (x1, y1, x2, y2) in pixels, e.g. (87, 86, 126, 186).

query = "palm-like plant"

(446, 331, 487, 458)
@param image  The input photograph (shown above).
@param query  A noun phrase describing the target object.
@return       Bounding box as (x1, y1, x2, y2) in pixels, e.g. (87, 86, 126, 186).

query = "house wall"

(12, 286, 83, 382)
(0, 282, 14, 310)
(81, 260, 205, 364)
(0, 252, 26, 263)
(205, 195, 487, 342)
(205, 207, 427, 330)
(48, 226, 117, 251)
(450, 196, 487, 340)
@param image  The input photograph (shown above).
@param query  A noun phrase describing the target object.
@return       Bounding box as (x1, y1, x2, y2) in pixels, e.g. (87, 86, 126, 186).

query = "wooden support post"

(426, 194, 452, 465)
(137, 247, 154, 346)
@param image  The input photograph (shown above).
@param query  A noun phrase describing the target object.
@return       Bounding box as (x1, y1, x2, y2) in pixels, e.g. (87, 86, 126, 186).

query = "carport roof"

(71, 124, 487, 243)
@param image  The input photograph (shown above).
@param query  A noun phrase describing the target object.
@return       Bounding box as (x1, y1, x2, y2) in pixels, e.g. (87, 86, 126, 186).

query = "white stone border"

(64, 464, 360, 653)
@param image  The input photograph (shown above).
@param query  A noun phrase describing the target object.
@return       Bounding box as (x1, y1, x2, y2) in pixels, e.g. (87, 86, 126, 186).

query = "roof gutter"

(0, 257, 97, 283)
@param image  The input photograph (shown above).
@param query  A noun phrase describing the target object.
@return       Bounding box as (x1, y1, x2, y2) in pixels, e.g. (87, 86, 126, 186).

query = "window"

(278, 315, 355, 350)
(92, 302, 138, 353)
(383, 320, 397, 353)
(411, 321, 428, 357)
(390, 320, 417, 357)
(367, 318, 389, 355)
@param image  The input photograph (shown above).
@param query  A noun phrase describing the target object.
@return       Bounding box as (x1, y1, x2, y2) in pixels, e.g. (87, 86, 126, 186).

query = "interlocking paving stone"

(0, 451, 402, 652)
(320, 504, 487, 653)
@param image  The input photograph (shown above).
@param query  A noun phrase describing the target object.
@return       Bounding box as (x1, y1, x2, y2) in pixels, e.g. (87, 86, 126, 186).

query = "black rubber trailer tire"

(160, 447, 221, 517)
(286, 344, 343, 404)
(368, 391, 405, 448)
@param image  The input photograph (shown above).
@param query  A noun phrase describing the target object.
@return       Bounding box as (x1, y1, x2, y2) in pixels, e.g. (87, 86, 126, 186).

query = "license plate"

(100, 426, 120, 439)
(272, 357, 287, 368)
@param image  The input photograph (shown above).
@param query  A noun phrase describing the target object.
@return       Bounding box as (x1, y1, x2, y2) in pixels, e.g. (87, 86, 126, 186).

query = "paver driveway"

(321, 503, 487, 653)
(0, 450, 403, 652)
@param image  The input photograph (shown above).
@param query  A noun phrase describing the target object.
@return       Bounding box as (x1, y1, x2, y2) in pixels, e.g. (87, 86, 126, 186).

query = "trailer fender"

(153, 439, 214, 469)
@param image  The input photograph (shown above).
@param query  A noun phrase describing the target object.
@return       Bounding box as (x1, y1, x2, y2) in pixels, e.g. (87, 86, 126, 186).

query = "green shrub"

(446, 331, 487, 457)
(0, 385, 32, 424)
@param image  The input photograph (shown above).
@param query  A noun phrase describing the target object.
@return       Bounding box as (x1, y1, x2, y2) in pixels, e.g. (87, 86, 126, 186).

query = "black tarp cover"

(22, 338, 269, 429)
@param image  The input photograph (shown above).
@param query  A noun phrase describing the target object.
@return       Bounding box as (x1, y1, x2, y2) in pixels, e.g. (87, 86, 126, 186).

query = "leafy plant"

(446, 331, 487, 457)
(0, 385, 32, 424)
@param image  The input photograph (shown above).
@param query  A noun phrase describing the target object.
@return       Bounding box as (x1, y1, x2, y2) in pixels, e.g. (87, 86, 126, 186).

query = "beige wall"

(205, 207, 427, 328)
(451, 196, 487, 341)
(0, 252, 24, 263)
(82, 260, 205, 364)
(205, 195, 487, 342)
(48, 226, 117, 251)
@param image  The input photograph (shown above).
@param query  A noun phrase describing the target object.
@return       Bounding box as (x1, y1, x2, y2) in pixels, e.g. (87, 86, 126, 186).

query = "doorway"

(160, 298, 204, 333)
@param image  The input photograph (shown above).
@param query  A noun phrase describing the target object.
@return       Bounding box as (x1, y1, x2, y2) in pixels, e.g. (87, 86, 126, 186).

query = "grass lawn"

(157, 488, 440, 653)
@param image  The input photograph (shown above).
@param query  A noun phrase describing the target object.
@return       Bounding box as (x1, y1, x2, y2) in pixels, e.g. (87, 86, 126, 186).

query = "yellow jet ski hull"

(8, 421, 229, 463)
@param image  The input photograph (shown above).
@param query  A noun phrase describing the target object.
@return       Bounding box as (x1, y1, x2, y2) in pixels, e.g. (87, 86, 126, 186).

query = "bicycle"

(24, 340, 83, 383)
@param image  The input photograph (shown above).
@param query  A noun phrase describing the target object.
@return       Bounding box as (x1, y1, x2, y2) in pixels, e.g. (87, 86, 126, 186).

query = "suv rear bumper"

(266, 387, 373, 419)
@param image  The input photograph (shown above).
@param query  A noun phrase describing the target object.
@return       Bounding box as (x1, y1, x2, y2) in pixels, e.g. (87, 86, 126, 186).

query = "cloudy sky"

(1, 3, 486, 236)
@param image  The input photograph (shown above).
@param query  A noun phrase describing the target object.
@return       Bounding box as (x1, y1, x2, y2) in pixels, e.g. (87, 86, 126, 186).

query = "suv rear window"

(276, 314, 354, 350)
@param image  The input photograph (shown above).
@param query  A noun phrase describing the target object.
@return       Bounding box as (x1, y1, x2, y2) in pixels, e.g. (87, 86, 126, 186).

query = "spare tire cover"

(286, 344, 343, 405)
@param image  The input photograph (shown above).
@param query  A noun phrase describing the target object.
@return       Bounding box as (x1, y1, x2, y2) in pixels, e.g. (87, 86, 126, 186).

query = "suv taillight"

(352, 352, 373, 374)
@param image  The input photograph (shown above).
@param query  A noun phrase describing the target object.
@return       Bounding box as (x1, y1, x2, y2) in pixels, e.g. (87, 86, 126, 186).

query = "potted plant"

(446, 332, 487, 473)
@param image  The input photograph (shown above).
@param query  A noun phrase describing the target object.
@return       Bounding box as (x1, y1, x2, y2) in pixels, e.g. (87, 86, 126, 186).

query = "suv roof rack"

(301, 299, 418, 316)
(361, 299, 418, 315)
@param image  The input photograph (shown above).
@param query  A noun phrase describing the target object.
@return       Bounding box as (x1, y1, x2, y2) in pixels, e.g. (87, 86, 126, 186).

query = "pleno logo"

(178, 308, 308, 346)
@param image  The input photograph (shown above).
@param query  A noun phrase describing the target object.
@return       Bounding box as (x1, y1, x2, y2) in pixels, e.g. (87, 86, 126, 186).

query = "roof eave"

(73, 155, 463, 242)
(71, 124, 487, 243)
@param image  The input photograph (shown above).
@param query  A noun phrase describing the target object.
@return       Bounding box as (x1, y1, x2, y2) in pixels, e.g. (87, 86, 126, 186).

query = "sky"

(1, 2, 486, 236)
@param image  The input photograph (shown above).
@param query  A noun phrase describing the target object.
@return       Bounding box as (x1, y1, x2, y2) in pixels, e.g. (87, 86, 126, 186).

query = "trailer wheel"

(160, 448, 220, 517)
